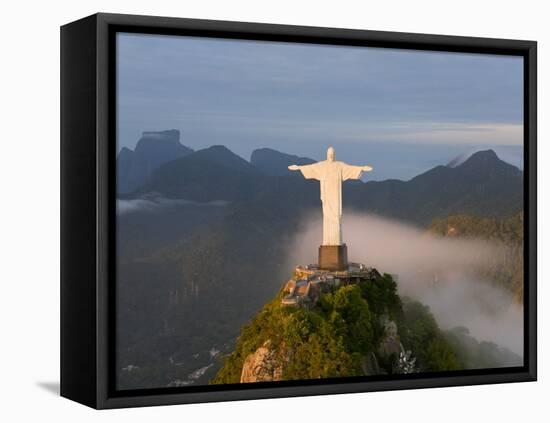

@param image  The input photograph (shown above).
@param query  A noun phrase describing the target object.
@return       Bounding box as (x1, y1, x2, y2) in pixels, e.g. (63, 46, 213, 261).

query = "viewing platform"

(281, 263, 381, 307)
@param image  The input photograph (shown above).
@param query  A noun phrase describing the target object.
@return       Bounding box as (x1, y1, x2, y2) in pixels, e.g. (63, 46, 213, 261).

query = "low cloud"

(289, 212, 523, 357)
(117, 196, 229, 215)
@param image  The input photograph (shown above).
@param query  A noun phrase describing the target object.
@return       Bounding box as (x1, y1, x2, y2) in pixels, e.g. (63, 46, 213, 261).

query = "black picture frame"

(60, 12, 537, 409)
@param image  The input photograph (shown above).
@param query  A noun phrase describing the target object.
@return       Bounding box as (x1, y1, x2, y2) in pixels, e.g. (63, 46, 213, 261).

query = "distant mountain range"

(119, 140, 522, 225)
(344, 149, 523, 224)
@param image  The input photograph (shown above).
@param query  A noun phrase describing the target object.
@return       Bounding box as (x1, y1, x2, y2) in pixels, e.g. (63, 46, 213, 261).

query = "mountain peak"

(145, 144, 261, 202)
(446, 149, 498, 167)
(447, 149, 500, 168)
(161, 145, 258, 177)
(441, 148, 523, 186)
(196, 145, 249, 163)
(251, 148, 315, 176)
(204, 145, 234, 154)
(468, 149, 499, 161)
(458, 149, 507, 170)
(135, 130, 192, 153)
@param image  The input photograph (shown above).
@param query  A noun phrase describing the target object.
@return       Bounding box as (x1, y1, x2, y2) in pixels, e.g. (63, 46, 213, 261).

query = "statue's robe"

(298, 160, 364, 246)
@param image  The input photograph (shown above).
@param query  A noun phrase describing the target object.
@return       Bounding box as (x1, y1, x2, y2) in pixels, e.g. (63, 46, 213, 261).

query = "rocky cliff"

(240, 340, 288, 383)
(210, 271, 460, 384)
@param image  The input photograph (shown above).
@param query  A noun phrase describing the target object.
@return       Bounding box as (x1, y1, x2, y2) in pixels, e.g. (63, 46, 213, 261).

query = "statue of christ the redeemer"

(289, 146, 372, 271)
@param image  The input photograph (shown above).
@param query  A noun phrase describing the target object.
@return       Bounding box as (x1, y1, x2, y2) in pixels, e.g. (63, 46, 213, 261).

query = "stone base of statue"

(318, 244, 348, 271)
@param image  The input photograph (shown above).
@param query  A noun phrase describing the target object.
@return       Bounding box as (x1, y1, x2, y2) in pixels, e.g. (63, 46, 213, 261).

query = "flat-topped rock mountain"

(117, 130, 193, 194)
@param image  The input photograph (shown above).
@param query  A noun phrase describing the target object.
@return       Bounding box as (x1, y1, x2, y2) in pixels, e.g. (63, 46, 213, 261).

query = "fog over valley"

(290, 213, 523, 358)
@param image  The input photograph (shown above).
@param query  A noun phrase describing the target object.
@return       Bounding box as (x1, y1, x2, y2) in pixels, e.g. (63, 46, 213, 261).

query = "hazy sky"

(117, 32, 524, 180)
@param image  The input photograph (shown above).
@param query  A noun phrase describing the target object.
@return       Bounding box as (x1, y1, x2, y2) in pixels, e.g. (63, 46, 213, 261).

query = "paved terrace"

(282, 263, 381, 307)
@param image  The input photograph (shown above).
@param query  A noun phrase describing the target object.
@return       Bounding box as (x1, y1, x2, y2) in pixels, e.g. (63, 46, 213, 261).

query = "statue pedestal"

(319, 244, 348, 271)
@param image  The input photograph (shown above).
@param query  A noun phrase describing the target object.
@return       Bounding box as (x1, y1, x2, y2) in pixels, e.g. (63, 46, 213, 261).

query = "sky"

(117, 32, 524, 181)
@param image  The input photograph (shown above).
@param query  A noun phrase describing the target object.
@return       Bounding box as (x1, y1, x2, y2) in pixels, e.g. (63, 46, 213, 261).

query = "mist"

(117, 196, 229, 215)
(289, 212, 523, 357)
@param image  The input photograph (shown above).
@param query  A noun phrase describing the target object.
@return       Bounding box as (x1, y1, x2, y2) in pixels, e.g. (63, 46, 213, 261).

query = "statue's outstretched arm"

(289, 162, 322, 180)
(342, 163, 373, 180)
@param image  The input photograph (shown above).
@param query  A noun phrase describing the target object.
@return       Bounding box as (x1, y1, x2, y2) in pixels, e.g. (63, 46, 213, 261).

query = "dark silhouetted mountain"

(345, 149, 523, 224)
(145, 145, 264, 202)
(117, 130, 193, 194)
(250, 148, 315, 176)
(132, 146, 522, 224)
(446, 149, 521, 170)
(456, 149, 518, 176)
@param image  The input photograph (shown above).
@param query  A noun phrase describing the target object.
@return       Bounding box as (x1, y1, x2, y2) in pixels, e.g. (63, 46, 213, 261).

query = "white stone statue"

(289, 147, 372, 246)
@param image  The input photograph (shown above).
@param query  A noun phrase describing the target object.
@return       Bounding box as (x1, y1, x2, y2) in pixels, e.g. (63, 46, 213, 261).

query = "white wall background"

(1, 0, 546, 421)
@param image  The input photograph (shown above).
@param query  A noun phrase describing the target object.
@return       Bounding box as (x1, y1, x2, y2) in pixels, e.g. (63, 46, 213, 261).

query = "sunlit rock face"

(240, 341, 287, 383)
(378, 320, 402, 357)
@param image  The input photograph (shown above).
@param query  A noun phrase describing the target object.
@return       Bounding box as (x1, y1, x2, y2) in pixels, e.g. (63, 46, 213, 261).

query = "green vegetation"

(211, 274, 463, 384)
(429, 212, 523, 242)
(399, 299, 461, 372)
(210, 286, 369, 383)
(428, 212, 524, 302)
(444, 326, 522, 369)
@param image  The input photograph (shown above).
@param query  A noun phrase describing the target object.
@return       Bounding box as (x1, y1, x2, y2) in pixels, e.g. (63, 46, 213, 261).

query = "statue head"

(327, 146, 335, 161)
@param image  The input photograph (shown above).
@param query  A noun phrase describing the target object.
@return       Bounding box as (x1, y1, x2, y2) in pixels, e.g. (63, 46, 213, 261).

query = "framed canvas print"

(60, 13, 537, 409)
